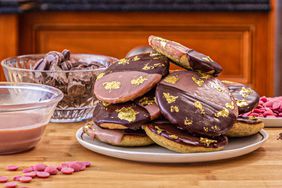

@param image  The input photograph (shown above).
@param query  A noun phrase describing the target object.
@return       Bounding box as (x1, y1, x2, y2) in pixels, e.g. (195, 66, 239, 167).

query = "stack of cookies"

(83, 35, 264, 153)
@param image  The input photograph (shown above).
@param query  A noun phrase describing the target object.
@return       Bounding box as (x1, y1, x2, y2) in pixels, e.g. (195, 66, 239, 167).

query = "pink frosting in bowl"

(0, 82, 63, 154)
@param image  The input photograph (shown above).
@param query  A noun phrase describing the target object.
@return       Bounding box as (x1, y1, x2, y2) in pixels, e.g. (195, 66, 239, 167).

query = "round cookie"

(135, 89, 161, 120)
(93, 101, 151, 130)
(148, 35, 222, 76)
(94, 71, 161, 104)
(226, 116, 264, 137)
(83, 122, 154, 147)
(94, 52, 170, 104)
(222, 80, 260, 114)
(156, 71, 238, 136)
(144, 121, 228, 153)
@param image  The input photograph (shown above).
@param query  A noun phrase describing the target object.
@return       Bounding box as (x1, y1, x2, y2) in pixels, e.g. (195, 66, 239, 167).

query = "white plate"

(76, 128, 268, 163)
(258, 117, 282, 127)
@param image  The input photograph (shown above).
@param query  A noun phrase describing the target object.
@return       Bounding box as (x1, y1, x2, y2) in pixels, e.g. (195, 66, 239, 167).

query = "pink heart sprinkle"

(61, 167, 74, 175)
(19, 176, 32, 183)
(44, 166, 58, 175)
(36, 171, 50, 178)
(34, 164, 47, 171)
(0, 176, 8, 183)
(6, 165, 19, 171)
(22, 167, 33, 173)
(24, 172, 36, 178)
(68, 162, 81, 172)
(13, 176, 21, 181)
(4, 181, 17, 188)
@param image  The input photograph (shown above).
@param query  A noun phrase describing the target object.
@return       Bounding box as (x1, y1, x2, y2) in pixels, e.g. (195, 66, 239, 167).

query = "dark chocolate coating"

(148, 35, 222, 76)
(222, 81, 260, 114)
(147, 121, 228, 148)
(93, 91, 160, 128)
(105, 52, 170, 77)
(93, 101, 151, 130)
(237, 116, 262, 124)
(156, 71, 238, 136)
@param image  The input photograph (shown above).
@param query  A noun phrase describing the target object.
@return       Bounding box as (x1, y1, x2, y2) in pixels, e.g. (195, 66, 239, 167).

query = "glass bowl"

(1, 54, 117, 123)
(0, 82, 63, 154)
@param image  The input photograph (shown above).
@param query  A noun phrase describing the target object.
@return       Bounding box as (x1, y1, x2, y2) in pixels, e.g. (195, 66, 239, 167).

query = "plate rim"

(76, 127, 268, 158)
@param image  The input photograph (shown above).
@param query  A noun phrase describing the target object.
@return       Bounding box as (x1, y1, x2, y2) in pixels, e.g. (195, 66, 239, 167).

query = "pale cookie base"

(99, 123, 128, 129)
(96, 134, 154, 147)
(226, 121, 264, 137)
(144, 126, 224, 153)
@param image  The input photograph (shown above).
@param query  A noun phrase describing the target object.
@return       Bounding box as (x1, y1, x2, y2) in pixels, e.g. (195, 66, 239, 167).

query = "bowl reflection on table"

(1, 54, 117, 123)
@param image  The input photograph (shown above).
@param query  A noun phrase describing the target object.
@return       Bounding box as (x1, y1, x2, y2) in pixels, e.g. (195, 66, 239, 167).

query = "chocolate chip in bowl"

(1, 50, 118, 122)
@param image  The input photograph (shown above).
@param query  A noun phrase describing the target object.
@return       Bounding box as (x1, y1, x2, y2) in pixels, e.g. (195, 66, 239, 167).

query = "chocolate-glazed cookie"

(83, 122, 154, 147)
(93, 101, 151, 130)
(226, 116, 264, 137)
(103, 52, 170, 76)
(144, 121, 228, 153)
(222, 81, 260, 114)
(156, 71, 238, 136)
(94, 52, 170, 104)
(94, 71, 161, 104)
(135, 89, 161, 120)
(148, 35, 222, 76)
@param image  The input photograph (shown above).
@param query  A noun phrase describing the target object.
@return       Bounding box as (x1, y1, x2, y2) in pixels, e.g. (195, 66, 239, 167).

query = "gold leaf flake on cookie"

(117, 58, 129, 65)
(240, 87, 253, 98)
(215, 108, 229, 118)
(139, 97, 155, 106)
(142, 63, 154, 70)
(155, 126, 164, 134)
(210, 82, 224, 92)
(142, 63, 163, 70)
(169, 134, 179, 139)
(96, 72, 105, 80)
(131, 76, 148, 86)
(203, 127, 209, 132)
(164, 75, 179, 84)
(211, 125, 219, 131)
(115, 107, 139, 123)
(170, 105, 179, 113)
(149, 51, 160, 57)
(225, 101, 235, 109)
(194, 101, 205, 114)
(192, 76, 204, 87)
(201, 56, 213, 62)
(199, 137, 217, 147)
(103, 81, 121, 91)
(132, 56, 140, 61)
(101, 101, 110, 107)
(184, 117, 193, 126)
(197, 71, 212, 80)
(237, 99, 248, 107)
(163, 92, 178, 104)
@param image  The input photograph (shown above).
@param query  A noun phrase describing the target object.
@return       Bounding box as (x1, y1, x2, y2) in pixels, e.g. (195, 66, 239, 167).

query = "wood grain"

(19, 11, 274, 96)
(0, 122, 281, 188)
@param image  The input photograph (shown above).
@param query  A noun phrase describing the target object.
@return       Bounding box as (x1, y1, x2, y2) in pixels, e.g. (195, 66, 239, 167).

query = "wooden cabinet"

(0, 10, 274, 96)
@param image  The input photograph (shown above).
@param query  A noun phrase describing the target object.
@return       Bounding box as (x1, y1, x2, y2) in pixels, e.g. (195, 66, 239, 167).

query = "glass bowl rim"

(1, 53, 117, 73)
(0, 82, 64, 112)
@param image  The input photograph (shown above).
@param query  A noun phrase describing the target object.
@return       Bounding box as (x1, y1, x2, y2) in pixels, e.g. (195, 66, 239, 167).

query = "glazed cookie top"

(94, 52, 170, 104)
(156, 71, 238, 136)
(102, 52, 170, 77)
(148, 35, 222, 76)
(237, 116, 262, 124)
(93, 101, 151, 130)
(146, 121, 228, 148)
(222, 81, 260, 114)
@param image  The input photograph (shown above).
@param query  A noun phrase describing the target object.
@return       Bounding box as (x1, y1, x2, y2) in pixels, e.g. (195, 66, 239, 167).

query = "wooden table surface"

(0, 123, 282, 188)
